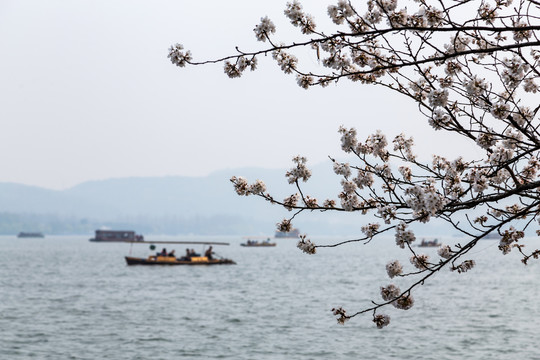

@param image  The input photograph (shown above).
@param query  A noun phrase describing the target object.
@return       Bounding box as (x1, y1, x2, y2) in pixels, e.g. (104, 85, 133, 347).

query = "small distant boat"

(89, 230, 144, 242)
(418, 238, 440, 247)
(275, 228, 300, 238)
(17, 232, 44, 238)
(241, 238, 276, 247)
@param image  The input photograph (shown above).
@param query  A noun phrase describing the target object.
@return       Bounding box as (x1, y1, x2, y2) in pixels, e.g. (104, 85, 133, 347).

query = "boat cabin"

(90, 230, 144, 242)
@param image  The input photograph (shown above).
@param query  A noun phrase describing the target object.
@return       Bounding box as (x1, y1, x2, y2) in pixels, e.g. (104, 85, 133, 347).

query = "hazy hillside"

(0, 162, 451, 236)
(0, 170, 272, 217)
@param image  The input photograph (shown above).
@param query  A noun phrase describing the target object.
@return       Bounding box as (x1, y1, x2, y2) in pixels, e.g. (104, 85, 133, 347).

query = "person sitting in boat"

(178, 248, 190, 261)
(190, 248, 200, 257)
(204, 246, 214, 260)
(168, 249, 176, 257)
(158, 248, 167, 257)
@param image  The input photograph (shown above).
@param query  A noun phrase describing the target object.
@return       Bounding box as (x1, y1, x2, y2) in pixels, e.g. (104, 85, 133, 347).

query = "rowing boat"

(125, 240, 235, 265)
(125, 255, 236, 265)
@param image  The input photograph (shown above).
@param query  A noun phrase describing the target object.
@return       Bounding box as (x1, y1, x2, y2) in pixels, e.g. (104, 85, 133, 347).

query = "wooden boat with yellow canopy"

(125, 240, 236, 266)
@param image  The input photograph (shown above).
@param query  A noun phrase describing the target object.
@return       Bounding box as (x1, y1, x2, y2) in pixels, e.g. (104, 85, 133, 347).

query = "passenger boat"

(89, 230, 144, 242)
(125, 240, 236, 266)
(17, 232, 45, 238)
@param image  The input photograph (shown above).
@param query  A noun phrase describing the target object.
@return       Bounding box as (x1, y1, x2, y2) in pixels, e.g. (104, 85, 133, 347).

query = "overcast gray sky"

(0, 0, 479, 190)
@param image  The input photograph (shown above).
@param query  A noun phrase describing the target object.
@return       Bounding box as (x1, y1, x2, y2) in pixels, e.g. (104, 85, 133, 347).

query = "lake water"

(1, 235, 539, 359)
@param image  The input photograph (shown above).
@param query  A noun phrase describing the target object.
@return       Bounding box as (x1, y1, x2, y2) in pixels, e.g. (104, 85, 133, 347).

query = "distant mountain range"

(0, 162, 450, 236)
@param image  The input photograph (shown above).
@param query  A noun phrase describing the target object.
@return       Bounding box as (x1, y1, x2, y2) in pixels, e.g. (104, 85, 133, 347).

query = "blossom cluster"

(475, 132, 496, 150)
(253, 16, 276, 42)
(296, 75, 314, 89)
(249, 179, 267, 194)
(297, 236, 316, 254)
(333, 162, 352, 177)
(488, 145, 514, 166)
(467, 167, 489, 193)
(224, 56, 258, 78)
(283, 193, 299, 211)
(451, 260, 476, 273)
(373, 314, 391, 329)
(272, 49, 298, 75)
(410, 254, 430, 270)
(428, 88, 449, 108)
(399, 166, 412, 182)
(284, 0, 316, 34)
(323, 199, 336, 208)
(353, 168, 374, 189)
(465, 76, 487, 97)
(380, 284, 400, 301)
(332, 306, 348, 325)
(276, 219, 292, 233)
(501, 56, 529, 89)
(327, 0, 354, 25)
(380, 285, 415, 310)
(338, 178, 359, 211)
(404, 181, 448, 222)
(365, 131, 388, 160)
(392, 133, 415, 161)
(437, 245, 453, 260)
(394, 294, 415, 310)
(304, 195, 318, 208)
(286, 156, 312, 184)
(167, 44, 192, 67)
(499, 227, 525, 255)
(428, 109, 452, 130)
(230, 176, 267, 196)
(338, 126, 357, 152)
(377, 204, 396, 224)
(361, 223, 380, 238)
(385, 260, 403, 278)
(395, 221, 416, 248)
